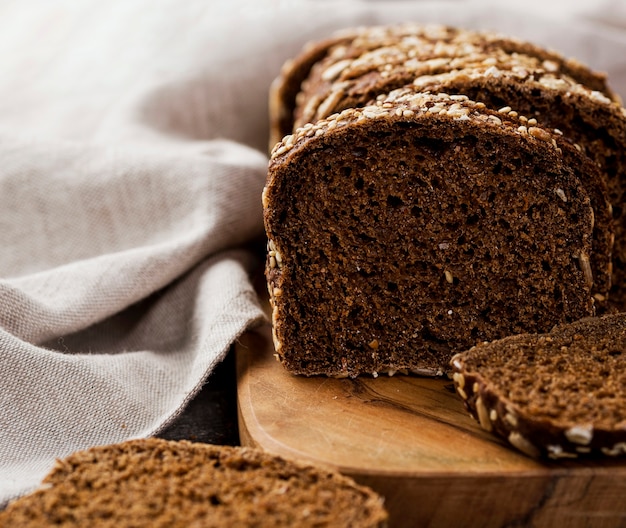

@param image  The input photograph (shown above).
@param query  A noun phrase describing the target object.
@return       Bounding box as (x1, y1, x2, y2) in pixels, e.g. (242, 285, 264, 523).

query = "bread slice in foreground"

(0, 438, 388, 527)
(264, 91, 597, 377)
(450, 314, 626, 459)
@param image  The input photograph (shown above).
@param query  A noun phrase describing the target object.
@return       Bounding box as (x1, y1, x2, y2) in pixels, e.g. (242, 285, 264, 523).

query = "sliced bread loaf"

(0, 438, 388, 527)
(264, 92, 597, 377)
(450, 314, 626, 459)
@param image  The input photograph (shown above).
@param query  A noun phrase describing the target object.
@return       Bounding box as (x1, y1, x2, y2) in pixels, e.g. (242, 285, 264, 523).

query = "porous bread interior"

(413, 71, 626, 310)
(458, 315, 626, 428)
(267, 114, 594, 377)
(0, 439, 387, 528)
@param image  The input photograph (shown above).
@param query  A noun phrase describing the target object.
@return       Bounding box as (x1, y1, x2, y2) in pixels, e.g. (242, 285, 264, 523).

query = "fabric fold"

(1, 250, 265, 504)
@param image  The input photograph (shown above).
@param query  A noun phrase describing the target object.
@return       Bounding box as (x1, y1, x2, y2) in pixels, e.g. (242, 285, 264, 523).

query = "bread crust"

(270, 23, 618, 144)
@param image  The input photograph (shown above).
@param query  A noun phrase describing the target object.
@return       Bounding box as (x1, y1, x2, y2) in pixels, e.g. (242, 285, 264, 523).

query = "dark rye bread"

(410, 66, 626, 311)
(0, 438, 388, 527)
(264, 92, 597, 377)
(271, 23, 617, 144)
(450, 314, 626, 459)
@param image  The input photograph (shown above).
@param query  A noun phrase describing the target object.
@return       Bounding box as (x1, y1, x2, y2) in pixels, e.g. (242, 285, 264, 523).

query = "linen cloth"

(1, 0, 626, 506)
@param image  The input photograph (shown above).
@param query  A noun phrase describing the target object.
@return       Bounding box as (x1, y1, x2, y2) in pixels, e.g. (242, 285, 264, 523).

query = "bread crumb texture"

(0, 438, 388, 527)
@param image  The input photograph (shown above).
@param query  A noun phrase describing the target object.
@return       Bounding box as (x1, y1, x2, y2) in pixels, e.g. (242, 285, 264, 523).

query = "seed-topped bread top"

(265, 92, 596, 377)
(0, 438, 388, 527)
(270, 23, 617, 146)
(295, 48, 570, 131)
(271, 90, 569, 163)
(450, 314, 626, 459)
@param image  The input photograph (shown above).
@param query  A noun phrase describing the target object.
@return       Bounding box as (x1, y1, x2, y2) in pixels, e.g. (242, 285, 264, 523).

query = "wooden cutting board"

(236, 322, 626, 528)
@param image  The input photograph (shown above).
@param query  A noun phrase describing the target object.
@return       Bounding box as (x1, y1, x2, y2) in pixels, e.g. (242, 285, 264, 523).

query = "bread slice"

(410, 66, 626, 311)
(450, 314, 626, 459)
(0, 438, 388, 527)
(264, 92, 597, 377)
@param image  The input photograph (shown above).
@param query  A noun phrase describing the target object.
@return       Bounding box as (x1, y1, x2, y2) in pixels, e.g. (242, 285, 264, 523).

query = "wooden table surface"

(236, 322, 626, 528)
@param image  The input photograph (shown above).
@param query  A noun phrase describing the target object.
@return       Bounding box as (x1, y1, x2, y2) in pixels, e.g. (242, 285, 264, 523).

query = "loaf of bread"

(265, 90, 602, 377)
(450, 314, 626, 459)
(275, 26, 626, 310)
(0, 438, 388, 527)
(265, 24, 626, 378)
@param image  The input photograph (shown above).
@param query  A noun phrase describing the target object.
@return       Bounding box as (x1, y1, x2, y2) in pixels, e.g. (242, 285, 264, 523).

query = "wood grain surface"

(236, 322, 626, 528)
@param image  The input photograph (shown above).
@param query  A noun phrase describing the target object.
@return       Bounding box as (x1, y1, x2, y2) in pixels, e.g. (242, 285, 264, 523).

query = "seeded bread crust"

(269, 33, 355, 150)
(295, 49, 555, 131)
(450, 314, 626, 459)
(294, 41, 604, 132)
(264, 92, 596, 377)
(0, 438, 388, 527)
(272, 23, 617, 143)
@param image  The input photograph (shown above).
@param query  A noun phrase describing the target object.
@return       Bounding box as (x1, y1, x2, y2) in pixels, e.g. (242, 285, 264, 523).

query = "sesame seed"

(565, 424, 593, 445)
(504, 412, 518, 427)
(577, 252, 593, 287)
(476, 396, 492, 432)
(528, 126, 551, 142)
(320, 58, 352, 81)
(508, 432, 540, 458)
